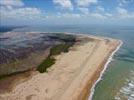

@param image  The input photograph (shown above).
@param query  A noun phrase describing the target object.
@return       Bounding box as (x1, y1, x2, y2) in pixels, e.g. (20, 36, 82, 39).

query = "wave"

(88, 40, 123, 100)
(115, 70, 134, 100)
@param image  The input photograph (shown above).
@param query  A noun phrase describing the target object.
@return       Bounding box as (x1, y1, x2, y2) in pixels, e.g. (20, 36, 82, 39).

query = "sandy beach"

(0, 34, 120, 100)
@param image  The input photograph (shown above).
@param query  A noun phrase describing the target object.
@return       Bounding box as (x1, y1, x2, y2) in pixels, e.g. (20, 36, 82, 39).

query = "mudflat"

(0, 34, 120, 100)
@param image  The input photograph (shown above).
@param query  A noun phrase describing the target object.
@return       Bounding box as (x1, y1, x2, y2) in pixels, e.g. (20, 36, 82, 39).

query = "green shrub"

(37, 57, 55, 73)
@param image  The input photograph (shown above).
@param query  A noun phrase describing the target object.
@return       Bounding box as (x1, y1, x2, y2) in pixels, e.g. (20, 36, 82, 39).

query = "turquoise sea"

(3, 25, 134, 100)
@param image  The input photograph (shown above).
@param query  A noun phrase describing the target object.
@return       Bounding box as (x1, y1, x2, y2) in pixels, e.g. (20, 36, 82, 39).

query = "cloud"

(1, 7, 44, 20)
(105, 13, 113, 17)
(118, 0, 134, 6)
(116, 7, 134, 19)
(90, 13, 106, 19)
(76, 0, 98, 7)
(56, 12, 106, 20)
(0, 0, 46, 25)
(117, 7, 127, 15)
(1, 0, 134, 26)
(0, 0, 24, 7)
(96, 6, 105, 12)
(47, 12, 81, 19)
(53, 0, 73, 10)
(57, 13, 81, 18)
(0, 4, 45, 26)
(78, 7, 89, 14)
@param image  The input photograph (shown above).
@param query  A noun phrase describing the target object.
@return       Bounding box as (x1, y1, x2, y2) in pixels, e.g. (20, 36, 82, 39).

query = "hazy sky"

(0, 0, 134, 26)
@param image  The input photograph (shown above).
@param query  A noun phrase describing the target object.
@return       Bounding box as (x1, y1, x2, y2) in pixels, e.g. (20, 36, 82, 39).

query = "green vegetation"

(37, 43, 75, 73)
(52, 33, 76, 42)
(50, 43, 74, 56)
(0, 74, 9, 80)
(37, 56, 55, 73)
(37, 33, 76, 73)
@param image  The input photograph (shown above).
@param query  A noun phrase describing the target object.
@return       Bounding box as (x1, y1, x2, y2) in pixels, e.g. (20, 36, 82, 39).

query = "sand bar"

(0, 34, 120, 100)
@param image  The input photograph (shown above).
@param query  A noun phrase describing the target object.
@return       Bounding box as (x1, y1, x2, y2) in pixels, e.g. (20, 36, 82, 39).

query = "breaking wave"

(115, 70, 134, 100)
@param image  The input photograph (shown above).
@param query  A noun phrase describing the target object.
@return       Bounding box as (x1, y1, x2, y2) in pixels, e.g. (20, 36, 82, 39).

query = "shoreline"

(0, 33, 122, 100)
(88, 40, 123, 100)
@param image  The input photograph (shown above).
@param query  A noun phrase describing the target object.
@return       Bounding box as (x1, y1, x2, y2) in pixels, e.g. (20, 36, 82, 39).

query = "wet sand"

(0, 34, 120, 100)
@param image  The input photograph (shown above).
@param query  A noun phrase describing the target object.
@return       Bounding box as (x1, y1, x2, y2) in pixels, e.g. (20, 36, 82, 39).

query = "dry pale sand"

(0, 34, 120, 100)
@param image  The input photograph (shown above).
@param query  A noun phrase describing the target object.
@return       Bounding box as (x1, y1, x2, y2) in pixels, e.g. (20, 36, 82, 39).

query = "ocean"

(1, 25, 134, 100)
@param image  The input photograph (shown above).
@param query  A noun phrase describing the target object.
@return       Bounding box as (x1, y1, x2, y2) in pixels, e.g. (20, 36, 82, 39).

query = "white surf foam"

(88, 40, 123, 100)
(115, 70, 134, 100)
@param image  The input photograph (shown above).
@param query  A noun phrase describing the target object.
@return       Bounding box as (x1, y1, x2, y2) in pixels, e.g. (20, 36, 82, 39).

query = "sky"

(0, 0, 134, 26)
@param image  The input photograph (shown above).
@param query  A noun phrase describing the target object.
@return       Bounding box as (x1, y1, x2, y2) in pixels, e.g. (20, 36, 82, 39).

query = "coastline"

(0, 33, 122, 100)
(88, 40, 123, 100)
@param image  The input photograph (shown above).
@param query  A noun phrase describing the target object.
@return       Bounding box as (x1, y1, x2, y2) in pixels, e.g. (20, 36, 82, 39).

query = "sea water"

(1, 25, 134, 100)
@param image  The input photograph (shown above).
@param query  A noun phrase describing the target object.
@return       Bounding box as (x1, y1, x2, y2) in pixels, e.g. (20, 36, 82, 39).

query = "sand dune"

(0, 34, 120, 100)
